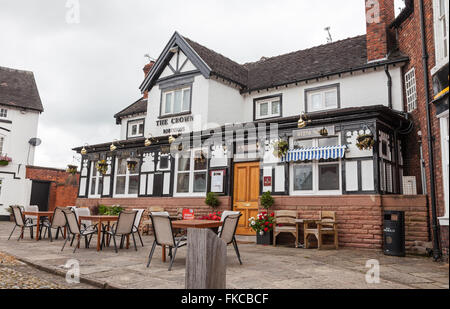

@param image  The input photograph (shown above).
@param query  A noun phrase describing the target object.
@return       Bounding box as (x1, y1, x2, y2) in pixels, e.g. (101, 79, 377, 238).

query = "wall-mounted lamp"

(81, 143, 88, 155)
(298, 112, 310, 129)
(168, 135, 176, 144)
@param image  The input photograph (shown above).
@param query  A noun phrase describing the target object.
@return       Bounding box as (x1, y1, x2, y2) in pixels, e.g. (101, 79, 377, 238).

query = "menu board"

(211, 170, 225, 193)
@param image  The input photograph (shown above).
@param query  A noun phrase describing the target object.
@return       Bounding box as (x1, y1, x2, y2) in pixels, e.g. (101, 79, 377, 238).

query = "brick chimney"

(142, 61, 155, 99)
(365, 0, 396, 62)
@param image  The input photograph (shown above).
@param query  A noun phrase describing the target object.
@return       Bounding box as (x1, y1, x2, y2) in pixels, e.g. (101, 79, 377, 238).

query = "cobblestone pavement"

(0, 222, 448, 289)
(0, 252, 96, 289)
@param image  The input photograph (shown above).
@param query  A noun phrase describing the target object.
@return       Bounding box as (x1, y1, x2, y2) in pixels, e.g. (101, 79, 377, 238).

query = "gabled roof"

(0, 66, 44, 112)
(140, 32, 409, 94)
(114, 97, 147, 124)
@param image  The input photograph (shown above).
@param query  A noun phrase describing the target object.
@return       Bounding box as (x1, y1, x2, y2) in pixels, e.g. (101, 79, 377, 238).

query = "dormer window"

(161, 86, 191, 117)
(127, 119, 144, 139)
(254, 95, 282, 120)
(0, 108, 7, 118)
(305, 84, 340, 112)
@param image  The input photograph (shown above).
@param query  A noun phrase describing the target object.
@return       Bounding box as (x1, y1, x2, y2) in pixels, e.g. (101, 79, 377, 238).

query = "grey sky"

(0, 0, 405, 168)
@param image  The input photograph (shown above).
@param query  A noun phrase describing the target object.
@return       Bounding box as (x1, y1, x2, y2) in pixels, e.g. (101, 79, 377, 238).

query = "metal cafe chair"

(101, 210, 138, 253)
(61, 208, 97, 253)
(40, 207, 67, 241)
(132, 208, 145, 247)
(218, 213, 243, 265)
(8, 206, 36, 241)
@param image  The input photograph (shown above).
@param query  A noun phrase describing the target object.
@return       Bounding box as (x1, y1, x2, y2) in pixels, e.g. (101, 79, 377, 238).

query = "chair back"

(74, 207, 92, 226)
(218, 211, 241, 233)
(62, 209, 81, 235)
(51, 207, 67, 228)
(115, 210, 137, 235)
(24, 205, 39, 223)
(274, 210, 297, 226)
(320, 211, 336, 229)
(219, 214, 241, 244)
(150, 213, 175, 247)
(132, 209, 145, 229)
(11, 206, 25, 227)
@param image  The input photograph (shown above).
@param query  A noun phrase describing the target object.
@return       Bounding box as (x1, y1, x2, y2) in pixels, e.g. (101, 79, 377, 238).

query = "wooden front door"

(233, 162, 260, 235)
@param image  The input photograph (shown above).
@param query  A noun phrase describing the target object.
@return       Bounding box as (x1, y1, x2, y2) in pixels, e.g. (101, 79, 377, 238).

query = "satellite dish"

(28, 138, 42, 147)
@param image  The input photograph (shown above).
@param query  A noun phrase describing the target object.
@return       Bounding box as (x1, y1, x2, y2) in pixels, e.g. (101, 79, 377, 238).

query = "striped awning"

(281, 145, 347, 162)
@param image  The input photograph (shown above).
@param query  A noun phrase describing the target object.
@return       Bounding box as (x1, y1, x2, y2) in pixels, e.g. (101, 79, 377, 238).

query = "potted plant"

(272, 140, 289, 158)
(126, 158, 139, 171)
(0, 155, 12, 166)
(96, 159, 108, 175)
(205, 192, 221, 208)
(249, 211, 275, 245)
(356, 133, 375, 150)
(97, 204, 123, 216)
(260, 191, 275, 210)
(66, 164, 78, 175)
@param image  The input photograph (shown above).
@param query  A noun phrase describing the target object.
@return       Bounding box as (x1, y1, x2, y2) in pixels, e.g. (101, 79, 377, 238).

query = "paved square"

(0, 222, 447, 289)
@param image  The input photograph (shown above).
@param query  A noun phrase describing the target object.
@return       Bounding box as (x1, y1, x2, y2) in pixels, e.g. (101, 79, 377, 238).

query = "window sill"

(431, 59, 449, 76)
(158, 112, 192, 120)
(255, 115, 283, 122)
(438, 216, 449, 226)
(173, 193, 207, 198)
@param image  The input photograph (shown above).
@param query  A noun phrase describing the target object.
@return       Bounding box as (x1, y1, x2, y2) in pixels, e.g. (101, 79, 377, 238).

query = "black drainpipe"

(419, 0, 441, 261)
(384, 64, 393, 109)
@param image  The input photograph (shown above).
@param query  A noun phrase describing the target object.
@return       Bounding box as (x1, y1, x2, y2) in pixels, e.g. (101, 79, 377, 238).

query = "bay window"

(161, 86, 191, 116)
(175, 149, 208, 196)
(114, 158, 140, 196)
(290, 136, 341, 195)
(306, 85, 339, 112)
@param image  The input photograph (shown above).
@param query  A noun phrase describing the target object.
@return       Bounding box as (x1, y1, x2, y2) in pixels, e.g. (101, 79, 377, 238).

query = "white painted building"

(0, 66, 43, 220)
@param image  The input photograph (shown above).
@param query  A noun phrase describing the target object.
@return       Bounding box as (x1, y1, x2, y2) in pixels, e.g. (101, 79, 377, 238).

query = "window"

(0, 178, 3, 197)
(290, 136, 341, 194)
(175, 149, 208, 195)
(127, 120, 144, 139)
(0, 109, 7, 118)
(161, 86, 191, 116)
(114, 158, 140, 196)
(405, 68, 417, 112)
(0, 136, 4, 154)
(306, 85, 339, 112)
(255, 95, 282, 120)
(89, 162, 103, 197)
(433, 0, 449, 66)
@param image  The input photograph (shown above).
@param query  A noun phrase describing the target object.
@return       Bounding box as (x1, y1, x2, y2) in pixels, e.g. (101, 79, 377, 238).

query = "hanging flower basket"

(96, 160, 108, 175)
(66, 164, 78, 175)
(194, 152, 206, 164)
(356, 134, 375, 150)
(126, 158, 139, 171)
(272, 140, 289, 158)
(0, 155, 12, 166)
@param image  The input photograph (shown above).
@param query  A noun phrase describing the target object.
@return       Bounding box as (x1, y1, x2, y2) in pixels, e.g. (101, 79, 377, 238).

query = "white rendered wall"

(0, 107, 40, 215)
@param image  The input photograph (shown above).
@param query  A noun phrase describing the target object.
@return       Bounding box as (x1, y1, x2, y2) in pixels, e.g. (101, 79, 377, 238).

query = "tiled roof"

(184, 35, 408, 93)
(0, 66, 44, 112)
(114, 97, 147, 123)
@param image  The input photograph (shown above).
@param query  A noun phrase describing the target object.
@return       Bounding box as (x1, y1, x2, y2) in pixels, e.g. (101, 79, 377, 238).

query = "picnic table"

(23, 211, 53, 241)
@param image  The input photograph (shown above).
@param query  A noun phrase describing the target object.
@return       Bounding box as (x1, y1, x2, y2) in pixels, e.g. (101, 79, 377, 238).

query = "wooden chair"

(273, 210, 298, 247)
(304, 211, 338, 250)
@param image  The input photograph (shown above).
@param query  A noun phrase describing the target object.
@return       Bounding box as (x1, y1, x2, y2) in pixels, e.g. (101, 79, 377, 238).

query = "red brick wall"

(395, 0, 448, 256)
(76, 194, 428, 252)
(26, 166, 79, 211)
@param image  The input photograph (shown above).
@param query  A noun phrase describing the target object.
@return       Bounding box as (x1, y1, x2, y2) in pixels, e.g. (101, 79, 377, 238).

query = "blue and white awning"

(281, 145, 347, 162)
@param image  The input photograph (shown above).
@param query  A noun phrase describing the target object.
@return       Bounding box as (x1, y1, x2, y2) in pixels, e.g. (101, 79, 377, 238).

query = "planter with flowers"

(199, 211, 223, 221)
(272, 140, 289, 158)
(356, 133, 375, 150)
(96, 160, 108, 175)
(66, 164, 78, 175)
(0, 155, 12, 166)
(127, 158, 139, 171)
(249, 211, 275, 245)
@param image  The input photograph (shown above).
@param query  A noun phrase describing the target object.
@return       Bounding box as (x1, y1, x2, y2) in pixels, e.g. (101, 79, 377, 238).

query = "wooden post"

(185, 228, 226, 289)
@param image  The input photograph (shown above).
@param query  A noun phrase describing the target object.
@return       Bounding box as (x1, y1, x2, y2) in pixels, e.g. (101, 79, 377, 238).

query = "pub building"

(74, 27, 430, 250)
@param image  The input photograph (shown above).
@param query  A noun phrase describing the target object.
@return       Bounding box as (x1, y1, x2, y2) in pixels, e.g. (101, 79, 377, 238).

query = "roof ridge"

(114, 96, 145, 118)
(243, 34, 366, 66)
(0, 65, 34, 75)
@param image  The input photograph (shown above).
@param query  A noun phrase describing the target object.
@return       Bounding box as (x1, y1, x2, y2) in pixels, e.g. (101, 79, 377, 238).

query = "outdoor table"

(23, 211, 53, 241)
(160, 220, 223, 263)
(77, 215, 118, 252)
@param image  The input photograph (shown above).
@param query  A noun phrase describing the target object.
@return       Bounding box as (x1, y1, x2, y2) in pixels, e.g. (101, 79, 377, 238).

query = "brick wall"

(26, 166, 79, 211)
(395, 0, 448, 257)
(76, 194, 428, 252)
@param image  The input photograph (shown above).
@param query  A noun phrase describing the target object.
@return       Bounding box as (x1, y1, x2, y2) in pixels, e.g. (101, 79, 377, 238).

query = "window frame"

(432, 0, 449, 70)
(88, 162, 103, 198)
(405, 68, 417, 113)
(305, 84, 340, 113)
(289, 136, 342, 196)
(0, 108, 7, 118)
(173, 148, 208, 197)
(0, 135, 4, 154)
(159, 85, 193, 118)
(253, 94, 283, 121)
(113, 157, 140, 197)
(126, 118, 145, 139)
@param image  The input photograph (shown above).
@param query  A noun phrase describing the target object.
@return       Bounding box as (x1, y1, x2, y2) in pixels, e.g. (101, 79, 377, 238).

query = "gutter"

(384, 64, 393, 109)
(419, 0, 441, 261)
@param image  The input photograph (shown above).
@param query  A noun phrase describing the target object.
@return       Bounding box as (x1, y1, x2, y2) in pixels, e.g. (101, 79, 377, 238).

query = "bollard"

(185, 228, 226, 289)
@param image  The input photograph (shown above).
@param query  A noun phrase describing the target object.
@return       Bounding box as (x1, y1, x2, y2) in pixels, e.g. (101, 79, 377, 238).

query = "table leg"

(162, 245, 166, 262)
(36, 216, 40, 241)
(97, 219, 102, 252)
